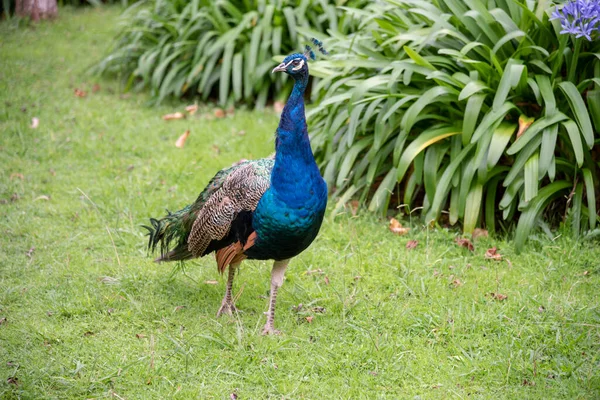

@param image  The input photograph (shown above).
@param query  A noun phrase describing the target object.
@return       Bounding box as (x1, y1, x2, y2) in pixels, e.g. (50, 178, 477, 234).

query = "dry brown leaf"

(490, 292, 508, 301)
(406, 240, 418, 250)
(174, 305, 186, 312)
(451, 279, 463, 287)
(324, 276, 330, 285)
(74, 88, 87, 98)
(162, 112, 185, 121)
(214, 108, 226, 118)
(30, 117, 39, 129)
(185, 104, 198, 115)
(136, 333, 146, 339)
(389, 218, 410, 235)
(455, 237, 474, 251)
(484, 247, 502, 261)
(204, 280, 219, 285)
(516, 115, 535, 139)
(305, 316, 313, 323)
(175, 130, 190, 148)
(472, 228, 488, 240)
(347, 200, 360, 216)
(273, 101, 285, 113)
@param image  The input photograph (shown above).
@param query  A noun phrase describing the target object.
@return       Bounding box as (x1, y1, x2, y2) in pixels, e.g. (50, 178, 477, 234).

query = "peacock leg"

(262, 258, 290, 335)
(216, 262, 240, 317)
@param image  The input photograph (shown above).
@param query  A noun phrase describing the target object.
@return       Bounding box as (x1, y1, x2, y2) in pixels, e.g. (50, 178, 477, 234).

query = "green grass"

(1, 6, 599, 399)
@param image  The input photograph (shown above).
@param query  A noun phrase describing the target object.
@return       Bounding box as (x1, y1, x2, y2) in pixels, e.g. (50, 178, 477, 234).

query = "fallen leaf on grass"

(484, 247, 502, 261)
(34, 195, 50, 201)
(74, 88, 87, 97)
(162, 112, 185, 121)
(185, 104, 198, 115)
(346, 200, 360, 216)
(451, 279, 463, 287)
(472, 228, 488, 240)
(204, 280, 218, 285)
(305, 316, 313, 323)
(455, 237, 474, 251)
(304, 269, 324, 276)
(175, 130, 190, 148)
(389, 218, 410, 235)
(324, 276, 330, 285)
(214, 108, 226, 118)
(30, 117, 39, 129)
(136, 333, 146, 339)
(174, 305, 186, 312)
(406, 240, 418, 249)
(490, 292, 508, 301)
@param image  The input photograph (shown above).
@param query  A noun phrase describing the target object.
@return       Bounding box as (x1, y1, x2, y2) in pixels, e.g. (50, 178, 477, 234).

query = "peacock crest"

(304, 38, 329, 61)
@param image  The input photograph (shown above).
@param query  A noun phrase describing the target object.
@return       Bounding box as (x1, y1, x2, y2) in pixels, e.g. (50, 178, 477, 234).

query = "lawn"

(1, 6, 599, 399)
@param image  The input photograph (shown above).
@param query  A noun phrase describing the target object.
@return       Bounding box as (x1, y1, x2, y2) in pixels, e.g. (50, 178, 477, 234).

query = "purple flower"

(551, 0, 600, 41)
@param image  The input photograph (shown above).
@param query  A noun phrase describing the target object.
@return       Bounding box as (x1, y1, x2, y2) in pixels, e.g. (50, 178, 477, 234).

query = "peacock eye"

(292, 59, 301, 66)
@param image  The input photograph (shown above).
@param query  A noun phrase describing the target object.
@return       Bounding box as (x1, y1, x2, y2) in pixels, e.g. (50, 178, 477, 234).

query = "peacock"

(145, 39, 329, 335)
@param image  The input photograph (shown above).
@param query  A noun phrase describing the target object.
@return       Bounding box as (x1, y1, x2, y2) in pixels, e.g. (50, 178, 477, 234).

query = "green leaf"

(471, 102, 515, 143)
(558, 81, 594, 148)
(561, 120, 585, 167)
(462, 94, 486, 145)
(582, 168, 597, 230)
(506, 113, 567, 155)
(493, 61, 525, 111)
(396, 126, 461, 183)
(587, 90, 600, 132)
(523, 152, 539, 202)
(464, 182, 483, 234)
(515, 181, 571, 252)
(487, 122, 516, 169)
(458, 81, 489, 101)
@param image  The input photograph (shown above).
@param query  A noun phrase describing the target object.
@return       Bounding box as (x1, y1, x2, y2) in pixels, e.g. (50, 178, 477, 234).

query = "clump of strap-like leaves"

(94, 0, 364, 106)
(308, 0, 600, 250)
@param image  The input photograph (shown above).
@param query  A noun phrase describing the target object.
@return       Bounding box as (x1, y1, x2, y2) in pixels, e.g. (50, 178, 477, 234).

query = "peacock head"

(271, 38, 328, 80)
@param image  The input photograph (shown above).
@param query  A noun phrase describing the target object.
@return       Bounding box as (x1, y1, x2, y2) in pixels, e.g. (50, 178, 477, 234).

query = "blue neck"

(271, 74, 318, 193)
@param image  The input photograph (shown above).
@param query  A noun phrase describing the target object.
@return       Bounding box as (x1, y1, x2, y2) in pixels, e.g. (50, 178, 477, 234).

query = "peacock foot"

(216, 301, 239, 317)
(261, 324, 281, 336)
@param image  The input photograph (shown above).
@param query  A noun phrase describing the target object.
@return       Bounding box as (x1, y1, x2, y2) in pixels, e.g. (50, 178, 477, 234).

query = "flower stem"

(567, 37, 582, 83)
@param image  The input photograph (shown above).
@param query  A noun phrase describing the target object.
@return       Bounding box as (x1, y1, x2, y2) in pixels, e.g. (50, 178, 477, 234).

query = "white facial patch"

(292, 59, 305, 71)
(283, 58, 304, 71)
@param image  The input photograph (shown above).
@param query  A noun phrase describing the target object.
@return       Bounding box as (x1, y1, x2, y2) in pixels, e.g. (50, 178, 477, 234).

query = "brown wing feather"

(187, 163, 269, 258)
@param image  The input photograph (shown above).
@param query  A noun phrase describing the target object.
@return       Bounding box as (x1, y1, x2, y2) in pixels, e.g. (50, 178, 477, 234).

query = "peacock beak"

(272, 63, 286, 73)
